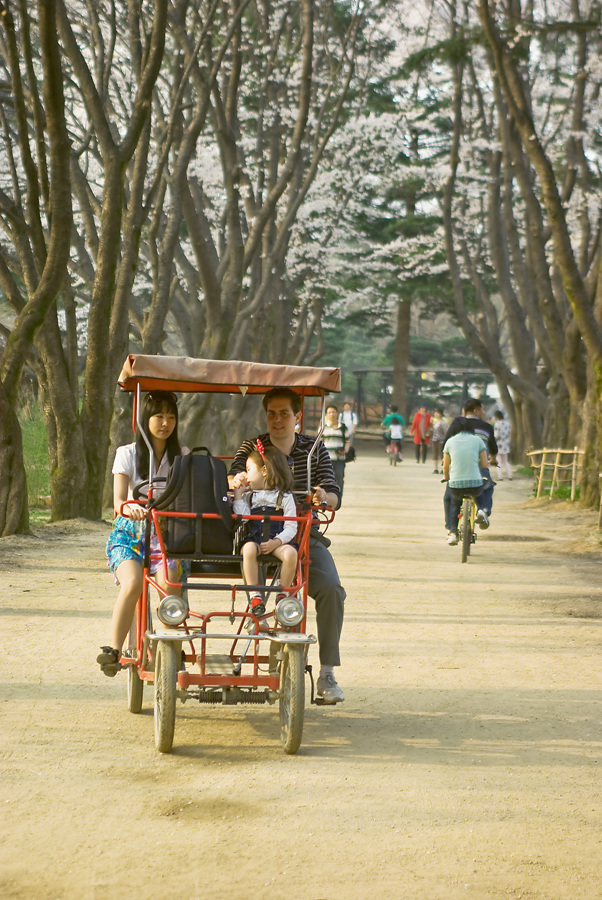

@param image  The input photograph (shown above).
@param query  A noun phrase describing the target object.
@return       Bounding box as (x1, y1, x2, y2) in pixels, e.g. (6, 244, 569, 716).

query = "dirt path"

(1, 448, 602, 899)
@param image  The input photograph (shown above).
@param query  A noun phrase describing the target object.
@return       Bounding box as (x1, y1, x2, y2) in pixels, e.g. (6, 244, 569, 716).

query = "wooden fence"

(525, 447, 584, 500)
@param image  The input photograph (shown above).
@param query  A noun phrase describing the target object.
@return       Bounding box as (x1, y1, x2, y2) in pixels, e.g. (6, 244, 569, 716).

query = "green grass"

(18, 403, 50, 508)
(29, 507, 52, 524)
(532, 480, 580, 501)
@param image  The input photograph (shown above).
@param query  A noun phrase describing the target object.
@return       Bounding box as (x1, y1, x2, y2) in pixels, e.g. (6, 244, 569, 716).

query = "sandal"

(96, 646, 122, 677)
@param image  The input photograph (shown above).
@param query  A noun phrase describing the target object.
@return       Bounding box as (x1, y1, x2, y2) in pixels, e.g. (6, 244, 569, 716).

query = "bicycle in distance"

(386, 438, 403, 465)
(447, 479, 490, 563)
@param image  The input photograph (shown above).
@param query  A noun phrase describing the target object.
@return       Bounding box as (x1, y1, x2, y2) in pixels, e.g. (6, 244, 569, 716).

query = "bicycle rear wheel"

(461, 497, 472, 563)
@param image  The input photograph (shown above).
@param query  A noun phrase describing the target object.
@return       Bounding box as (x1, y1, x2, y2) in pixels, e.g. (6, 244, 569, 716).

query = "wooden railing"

(525, 447, 584, 500)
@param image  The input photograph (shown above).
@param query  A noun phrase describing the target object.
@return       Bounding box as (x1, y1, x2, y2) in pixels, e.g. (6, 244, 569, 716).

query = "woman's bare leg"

(111, 559, 143, 651)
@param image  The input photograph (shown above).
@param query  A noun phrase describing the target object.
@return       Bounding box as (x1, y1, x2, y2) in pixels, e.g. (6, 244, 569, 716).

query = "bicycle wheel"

(279, 644, 305, 755)
(126, 619, 143, 713)
(127, 663, 144, 714)
(154, 640, 177, 753)
(461, 497, 472, 563)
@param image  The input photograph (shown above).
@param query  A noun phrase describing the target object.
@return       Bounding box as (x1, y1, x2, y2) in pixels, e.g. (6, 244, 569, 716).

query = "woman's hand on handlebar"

(118, 500, 147, 521)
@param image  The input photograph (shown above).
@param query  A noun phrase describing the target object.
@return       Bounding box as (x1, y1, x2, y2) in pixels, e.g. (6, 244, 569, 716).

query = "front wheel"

(279, 644, 305, 755)
(461, 498, 472, 563)
(154, 641, 177, 753)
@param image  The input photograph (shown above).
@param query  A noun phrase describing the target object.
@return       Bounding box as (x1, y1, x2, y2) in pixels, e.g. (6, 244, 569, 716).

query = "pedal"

(307, 664, 325, 705)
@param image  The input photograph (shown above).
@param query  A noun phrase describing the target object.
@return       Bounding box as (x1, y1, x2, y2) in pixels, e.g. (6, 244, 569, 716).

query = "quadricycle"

(114, 354, 340, 755)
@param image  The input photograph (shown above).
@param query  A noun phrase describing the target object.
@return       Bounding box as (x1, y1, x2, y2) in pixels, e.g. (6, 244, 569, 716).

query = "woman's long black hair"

(135, 391, 181, 479)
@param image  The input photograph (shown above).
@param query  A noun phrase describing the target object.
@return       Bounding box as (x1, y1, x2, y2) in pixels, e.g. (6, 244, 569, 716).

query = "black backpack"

(152, 447, 234, 556)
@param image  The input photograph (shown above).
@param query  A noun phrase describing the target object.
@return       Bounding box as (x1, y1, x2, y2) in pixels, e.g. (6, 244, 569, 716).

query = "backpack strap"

(148, 453, 188, 510)
(208, 453, 234, 534)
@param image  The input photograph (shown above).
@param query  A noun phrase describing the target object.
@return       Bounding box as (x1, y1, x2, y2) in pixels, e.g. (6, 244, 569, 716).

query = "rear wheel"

(461, 498, 472, 563)
(127, 664, 144, 713)
(126, 619, 143, 713)
(279, 644, 305, 755)
(154, 641, 177, 753)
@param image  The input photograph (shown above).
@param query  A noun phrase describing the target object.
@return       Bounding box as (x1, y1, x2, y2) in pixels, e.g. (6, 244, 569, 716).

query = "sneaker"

(246, 595, 266, 632)
(316, 672, 344, 704)
(476, 509, 489, 530)
(447, 532, 458, 545)
(96, 646, 122, 677)
(249, 594, 266, 616)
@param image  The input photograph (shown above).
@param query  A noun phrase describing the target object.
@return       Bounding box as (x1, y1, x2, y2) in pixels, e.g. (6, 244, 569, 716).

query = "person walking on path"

(338, 401, 358, 446)
(493, 410, 513, 480)
(410, 405, 432, 463)
(322, 403, 349, 497)
(430, 408, 448, 474)
(228, 387, 346, 705)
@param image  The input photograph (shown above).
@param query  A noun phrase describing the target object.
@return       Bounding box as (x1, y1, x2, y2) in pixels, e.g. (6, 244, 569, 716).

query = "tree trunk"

(35, 320, 89, 520)
(0, 0, 73, 535)
(392, 299, 410, 418)
(0, 383, 29, 536)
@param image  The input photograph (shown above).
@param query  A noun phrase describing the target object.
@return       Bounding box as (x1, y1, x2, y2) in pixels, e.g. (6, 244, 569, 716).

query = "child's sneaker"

(249, 594, 266, 616)
(246, 594, 266, 632)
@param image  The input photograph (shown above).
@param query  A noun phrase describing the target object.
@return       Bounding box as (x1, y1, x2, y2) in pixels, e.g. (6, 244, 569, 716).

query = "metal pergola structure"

(350, 366, 496, 422)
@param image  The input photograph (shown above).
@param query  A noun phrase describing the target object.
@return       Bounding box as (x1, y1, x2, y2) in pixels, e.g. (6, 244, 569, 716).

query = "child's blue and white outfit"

(106, 442, 184, 580)
(233, 489, 297, 547)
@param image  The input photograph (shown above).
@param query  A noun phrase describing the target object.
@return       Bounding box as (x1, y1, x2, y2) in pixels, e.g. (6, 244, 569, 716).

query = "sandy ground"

(1, 446, 601, 900)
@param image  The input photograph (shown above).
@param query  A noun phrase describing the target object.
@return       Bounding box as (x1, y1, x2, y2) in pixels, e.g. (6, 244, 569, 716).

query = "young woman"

(231, 440, 298, 618)
(97, 391, 185, 676)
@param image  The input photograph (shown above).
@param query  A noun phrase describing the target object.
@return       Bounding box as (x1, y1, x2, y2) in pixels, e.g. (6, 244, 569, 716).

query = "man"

(444, 397, 497, 506)
(442, 398, 497, 538)
(229, 387, 346, 704)
(442, 418, 489, 545)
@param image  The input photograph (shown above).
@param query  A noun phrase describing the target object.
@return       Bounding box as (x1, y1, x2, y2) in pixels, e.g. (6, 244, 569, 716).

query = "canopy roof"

(118, 354, 341, 396)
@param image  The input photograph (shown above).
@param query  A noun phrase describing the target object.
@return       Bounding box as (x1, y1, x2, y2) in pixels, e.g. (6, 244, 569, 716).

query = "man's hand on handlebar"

(311, 486, 339, 510)
(311, 486, 328, 508)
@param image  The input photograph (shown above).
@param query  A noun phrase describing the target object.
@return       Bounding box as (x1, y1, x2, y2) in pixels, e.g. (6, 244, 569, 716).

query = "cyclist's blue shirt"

(444, 432, 486, 488)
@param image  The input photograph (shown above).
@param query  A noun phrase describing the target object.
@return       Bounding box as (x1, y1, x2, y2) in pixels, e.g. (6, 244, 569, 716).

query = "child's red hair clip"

(255, 439, 266, 460)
